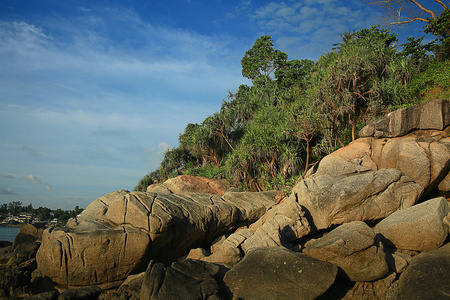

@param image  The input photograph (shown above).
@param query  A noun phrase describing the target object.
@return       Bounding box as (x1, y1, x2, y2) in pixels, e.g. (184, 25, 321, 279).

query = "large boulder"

(374, 197, 449, 252)
(148, 175, 229, 196)
(304, 221, 389, 282)
(223, 247, 338, 300)
(314, 129, 450, 198)
(371, 132, 450, 195)
(37, 189, 277, 287)
(289, 169, 422, 230)
(388, 243, 450, 300)
(359, 99, 450, 138)
(37, 224, 150, 288)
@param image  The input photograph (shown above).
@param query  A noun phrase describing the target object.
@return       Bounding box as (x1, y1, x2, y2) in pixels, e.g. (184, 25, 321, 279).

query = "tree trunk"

(304, 138, 311, 175)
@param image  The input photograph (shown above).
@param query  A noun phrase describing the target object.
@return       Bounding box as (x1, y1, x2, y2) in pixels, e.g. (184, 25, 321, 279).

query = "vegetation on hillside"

(136, 9, 450, 192)
(0, 201, 83, 226)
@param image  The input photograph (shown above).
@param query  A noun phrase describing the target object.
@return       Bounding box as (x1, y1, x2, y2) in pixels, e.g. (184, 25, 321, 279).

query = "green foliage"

(241, 35, 288, 80)
(134, 171, 157, 191)
(275, 59, 315, 89)
(0, 201, 83, 225)
(184, 163, 226, 179)
(408, 60, 450, 101)
(137, 26, 447, 193)
(424, 8, 450, 60)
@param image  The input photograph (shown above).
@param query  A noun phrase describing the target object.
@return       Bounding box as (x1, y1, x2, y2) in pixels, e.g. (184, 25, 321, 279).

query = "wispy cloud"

(251, 1, 379, 59)
(25, 174, 51, 191)
(0, 174, 14, 179)
(0, 187, 17, 195)
(23, 146, 44, 159)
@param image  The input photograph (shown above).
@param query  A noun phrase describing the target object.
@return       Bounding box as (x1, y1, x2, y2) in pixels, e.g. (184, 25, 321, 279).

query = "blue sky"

(0, 0, 436, 210)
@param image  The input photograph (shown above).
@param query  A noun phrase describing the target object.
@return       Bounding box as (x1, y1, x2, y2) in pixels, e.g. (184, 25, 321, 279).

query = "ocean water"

(0, 227, 20, 243)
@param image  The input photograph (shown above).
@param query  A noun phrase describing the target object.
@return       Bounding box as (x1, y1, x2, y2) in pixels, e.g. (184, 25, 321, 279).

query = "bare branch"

(435, 0, 448, 10)
(411, 0, 436, 20)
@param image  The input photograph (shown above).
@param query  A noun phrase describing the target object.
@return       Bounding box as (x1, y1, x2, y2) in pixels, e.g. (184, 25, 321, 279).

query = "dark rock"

(140, 259, 221, 300)
(0, 240, 12, 248)
(26, 290, 59, 300)
(0, 262, 36, 298)
(389, 243, 450, 299)
(58, 286, 102, 300)
(223, 247, 337, 300)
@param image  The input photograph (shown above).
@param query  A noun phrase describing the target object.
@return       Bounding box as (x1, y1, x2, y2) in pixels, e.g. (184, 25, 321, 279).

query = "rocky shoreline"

(1, 99, 450, 299)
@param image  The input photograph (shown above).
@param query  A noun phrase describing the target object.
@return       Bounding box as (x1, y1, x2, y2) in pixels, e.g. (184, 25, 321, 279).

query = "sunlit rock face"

(36, 189, 277, 287)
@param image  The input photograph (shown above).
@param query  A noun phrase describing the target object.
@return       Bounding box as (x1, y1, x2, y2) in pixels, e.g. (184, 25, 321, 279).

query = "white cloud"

(251, 1, 381, 60)
(25, 174, 39, 184)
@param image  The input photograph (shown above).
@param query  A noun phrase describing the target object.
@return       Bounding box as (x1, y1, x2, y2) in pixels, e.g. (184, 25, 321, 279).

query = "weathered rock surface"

(375, 197, 450, 252)
(359, 99, 450, 138)
(25, 99, 450, 298)
(318, 126, 450, 197)
(140, 259, 221, 300)
(37, 224, 150, 288)
(372, 132, 450, 195)
(342, 273, 397, 300)
(37, 190, 277, 286)
(289, 169, 422, 230)
(389, 243, 450, 300)
(241, 199, 311, 253)
(148, 175, 229, 196)
(223, 247, 338, 300)
(304, 221, 389, 282)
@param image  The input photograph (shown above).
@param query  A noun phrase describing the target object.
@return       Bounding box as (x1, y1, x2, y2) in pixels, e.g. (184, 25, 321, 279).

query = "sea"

(0, 227, 20, 243)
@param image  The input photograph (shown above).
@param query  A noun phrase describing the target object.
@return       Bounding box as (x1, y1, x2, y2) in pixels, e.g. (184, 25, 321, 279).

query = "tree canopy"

(241, 35, 288, 81)
(135, 25, 450, 193)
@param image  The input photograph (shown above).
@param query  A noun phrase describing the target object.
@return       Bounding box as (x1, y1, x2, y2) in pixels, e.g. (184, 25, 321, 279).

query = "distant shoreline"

(0, 224, 20, 228)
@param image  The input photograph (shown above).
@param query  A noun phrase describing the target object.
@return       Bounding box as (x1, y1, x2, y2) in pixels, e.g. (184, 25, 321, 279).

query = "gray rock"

(375, 197, 449, 252)
(289, 169, 421, 230)
(359, 99, 450, 138)
(201, 228, 253, 266)
(223, 247, 337, 300)
(241, 199, 311, 253)
(140, 259, 221, 300)
(388, 243, 450, 300)
(304, 221, 389, 282)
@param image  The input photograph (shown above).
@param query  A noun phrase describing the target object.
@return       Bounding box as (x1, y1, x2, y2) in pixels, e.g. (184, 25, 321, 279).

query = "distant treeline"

(136, 8, 450, 192)
(0, 201, 83, 224)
